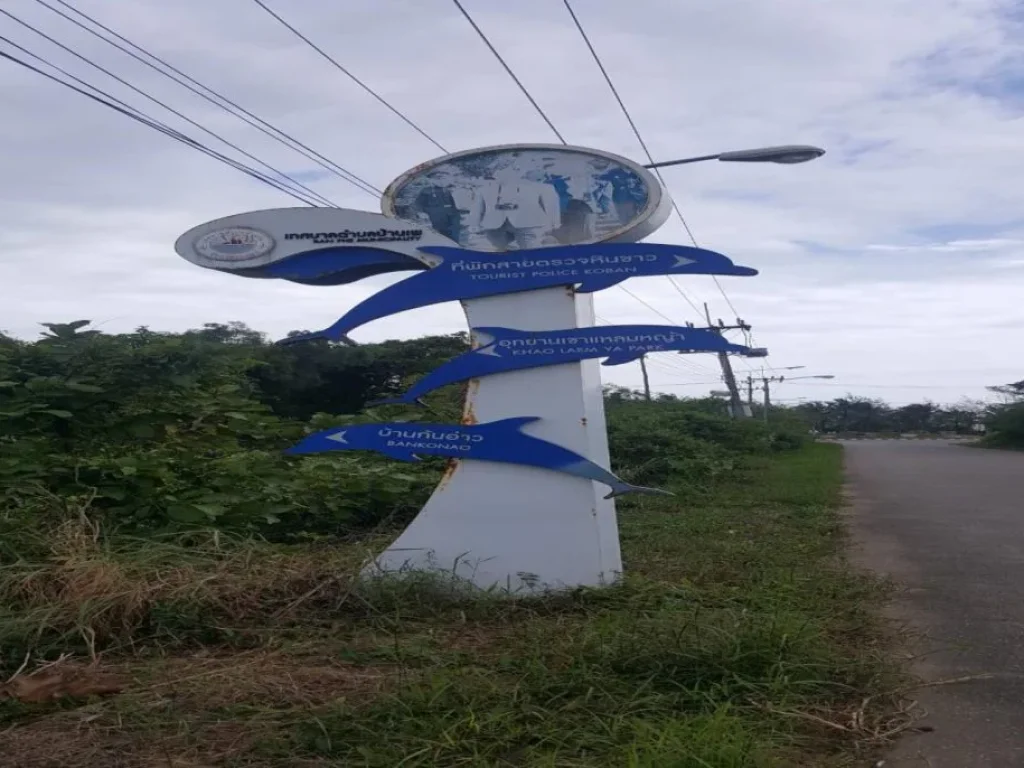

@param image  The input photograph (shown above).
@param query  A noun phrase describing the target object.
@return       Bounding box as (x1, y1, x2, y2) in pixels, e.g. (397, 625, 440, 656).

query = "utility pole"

(747, 371, 835, 424)
(743, 373, 767, 421)
(742, 374, 775, 423)
(743, 373, 768, 420)
(639, 354, 652, 402)
(703, 303, 747, 419)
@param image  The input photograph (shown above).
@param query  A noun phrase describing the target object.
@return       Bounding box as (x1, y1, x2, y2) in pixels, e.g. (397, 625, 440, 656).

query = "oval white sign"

(382, 143, 670, 252)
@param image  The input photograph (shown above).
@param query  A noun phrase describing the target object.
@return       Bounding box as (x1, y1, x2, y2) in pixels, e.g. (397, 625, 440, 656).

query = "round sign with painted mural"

(382, 144, 670, 252)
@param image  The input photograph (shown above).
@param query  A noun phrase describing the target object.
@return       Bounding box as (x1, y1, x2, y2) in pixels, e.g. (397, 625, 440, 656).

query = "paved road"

(845, 440, 1024, 767)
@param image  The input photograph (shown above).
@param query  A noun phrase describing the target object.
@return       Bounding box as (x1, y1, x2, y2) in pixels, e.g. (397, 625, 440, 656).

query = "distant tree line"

(790, 397, 986, 435)
(788, 381, 1024, 448)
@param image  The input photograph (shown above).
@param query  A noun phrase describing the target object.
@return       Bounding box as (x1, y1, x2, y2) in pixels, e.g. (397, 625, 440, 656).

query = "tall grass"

(0, 444, 905, 767)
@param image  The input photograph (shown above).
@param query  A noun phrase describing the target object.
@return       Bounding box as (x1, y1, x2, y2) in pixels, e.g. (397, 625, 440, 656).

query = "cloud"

(2, 0, 1023, 408)
(865, 239, 1024, 252)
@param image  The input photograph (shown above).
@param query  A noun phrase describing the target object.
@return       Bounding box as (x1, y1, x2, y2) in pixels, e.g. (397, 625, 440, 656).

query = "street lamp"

(645, 145, 826, 170)
(642, 145, 824, 418)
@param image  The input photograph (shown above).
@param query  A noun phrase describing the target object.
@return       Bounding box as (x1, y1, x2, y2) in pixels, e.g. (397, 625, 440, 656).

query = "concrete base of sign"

(365, 287, 622, 592)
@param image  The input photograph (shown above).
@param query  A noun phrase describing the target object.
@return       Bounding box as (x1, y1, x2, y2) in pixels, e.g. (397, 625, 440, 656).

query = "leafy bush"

(0, 324, 439, 544)
(983, 403, 1024, 448)
(607, 398, 791, 492)
(3, 321, 813, 552)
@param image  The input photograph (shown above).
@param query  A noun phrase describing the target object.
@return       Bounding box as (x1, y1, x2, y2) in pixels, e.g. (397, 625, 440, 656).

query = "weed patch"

(0, 444, 905, 767)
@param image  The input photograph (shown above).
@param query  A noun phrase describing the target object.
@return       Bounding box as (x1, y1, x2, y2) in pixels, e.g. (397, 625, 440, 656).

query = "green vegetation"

(978, 380, 1024, 449)
(795, 380, 1024, 444)
(980, 403, 1024, 449)
(0, 321, 464, 543)
(793, 396, 985, 436)
(0, 322, 902, 767)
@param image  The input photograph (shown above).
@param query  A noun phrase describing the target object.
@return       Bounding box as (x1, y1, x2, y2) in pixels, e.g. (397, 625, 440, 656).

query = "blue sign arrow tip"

(604, 483, 675, 500)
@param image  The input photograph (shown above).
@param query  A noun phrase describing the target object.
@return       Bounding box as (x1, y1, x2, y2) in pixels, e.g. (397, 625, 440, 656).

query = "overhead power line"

(0, 43, 323, 206)
(614, 284, 678, 326)
(251, 0, 447, 154)
(31, 0, 381, 198)
(609, 286, 714, 374)
(449, 0, 707, 337)
(593, 311, 717, 377)
(559, 0, 739, 321)
(655, 381, 724, 388)
(449, 0, 566, 143)
(782, 383, 976, 390)
(0, 7, 338, 207)
(596, 315, 716, 380)
(647, 354, 719, 378)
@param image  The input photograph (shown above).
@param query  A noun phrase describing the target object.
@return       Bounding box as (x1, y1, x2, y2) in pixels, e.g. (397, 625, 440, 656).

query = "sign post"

(174, 143, 758, 593)
(372, 286, 623, 588)
(374, 145, 673, 589)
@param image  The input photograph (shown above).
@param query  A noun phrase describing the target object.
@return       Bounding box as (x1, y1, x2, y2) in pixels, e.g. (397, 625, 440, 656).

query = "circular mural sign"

(382, 143, 670, 252)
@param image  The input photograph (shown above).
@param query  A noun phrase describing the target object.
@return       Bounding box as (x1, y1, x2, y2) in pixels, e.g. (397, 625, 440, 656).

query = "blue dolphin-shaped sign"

(371, 324, 750, 406)
(279, 242, 757, 345)
(285, 416, 671, 498)
(258, 246, 428, 286)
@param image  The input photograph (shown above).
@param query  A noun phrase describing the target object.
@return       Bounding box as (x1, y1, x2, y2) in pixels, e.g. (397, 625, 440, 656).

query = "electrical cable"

(655, 381, 726, 389)
(743, 326, 776, 374)
(559, 2, 765, 389)
(582, 318, 713, 385)
(643, 352, 714, 378)
(448, 0, 707, 337)
(593, 307, 717, 375)
(9, 2, 790, 391)
(593, 314, 711, 372)
(31, 0, 382, 198)
(733, 327, 761, 373)
(559, 0, 715, 322)
(0, 43, 323, 205)
(613, 284, 680, 326)
(0, 39, 315, 204)
(251, 0, 447, 154)
(0, 8, 339, 207)
(646, 355, 719, 378)
(593, 308, 717, 376)
(450, 0, 566, 143)
(781, 383, 974, 390)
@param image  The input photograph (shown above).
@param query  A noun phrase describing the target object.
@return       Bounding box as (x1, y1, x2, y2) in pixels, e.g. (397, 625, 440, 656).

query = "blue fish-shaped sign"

(279, 242, 757, 345)
(258, 246, 428, 286)
(371, 325, 750, 406)
(285, 416, 672, 499)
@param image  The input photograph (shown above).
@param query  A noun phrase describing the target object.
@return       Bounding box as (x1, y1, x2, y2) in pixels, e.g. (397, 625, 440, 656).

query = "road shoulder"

(845, 446, 1024, 767)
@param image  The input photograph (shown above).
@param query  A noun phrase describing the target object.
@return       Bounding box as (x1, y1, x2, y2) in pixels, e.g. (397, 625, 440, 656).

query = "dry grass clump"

(0, 516, 386, 659)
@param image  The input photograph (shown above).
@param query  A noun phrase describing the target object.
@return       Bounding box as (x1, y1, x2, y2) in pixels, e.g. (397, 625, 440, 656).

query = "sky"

(2, 0, 1022, 407)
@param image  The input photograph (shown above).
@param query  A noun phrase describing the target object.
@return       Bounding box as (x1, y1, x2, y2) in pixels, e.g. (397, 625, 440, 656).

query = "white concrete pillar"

(368, 285, 621, 592)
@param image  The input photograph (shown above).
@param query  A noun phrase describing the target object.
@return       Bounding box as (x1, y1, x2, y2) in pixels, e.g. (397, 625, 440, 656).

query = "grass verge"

(0, 443, 905, 767)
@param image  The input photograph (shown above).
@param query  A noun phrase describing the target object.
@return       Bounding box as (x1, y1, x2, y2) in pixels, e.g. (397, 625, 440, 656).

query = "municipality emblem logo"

(193, 227, 275, 262)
